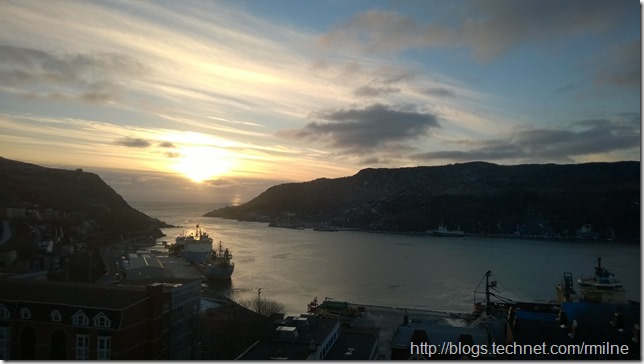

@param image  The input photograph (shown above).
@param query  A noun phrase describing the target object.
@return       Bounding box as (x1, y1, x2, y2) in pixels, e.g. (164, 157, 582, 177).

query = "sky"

(0, 0, 640, 203)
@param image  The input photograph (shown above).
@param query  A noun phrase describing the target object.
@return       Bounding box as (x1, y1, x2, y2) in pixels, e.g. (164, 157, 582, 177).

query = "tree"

(238, 289, 285, 316)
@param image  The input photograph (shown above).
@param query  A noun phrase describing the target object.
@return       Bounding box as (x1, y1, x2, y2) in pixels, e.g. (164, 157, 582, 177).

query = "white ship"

(174, 225, 213, 263)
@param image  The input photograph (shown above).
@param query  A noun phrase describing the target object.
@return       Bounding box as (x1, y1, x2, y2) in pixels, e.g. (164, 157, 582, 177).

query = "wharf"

(156, 254, 204, 280)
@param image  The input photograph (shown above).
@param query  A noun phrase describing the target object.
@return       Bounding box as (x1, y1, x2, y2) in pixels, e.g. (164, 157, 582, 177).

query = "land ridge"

(204, 161, 640, 241)
(0, 156, 170, 246)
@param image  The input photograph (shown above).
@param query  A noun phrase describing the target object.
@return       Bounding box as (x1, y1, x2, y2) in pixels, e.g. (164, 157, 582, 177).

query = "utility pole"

(257, 288, 262, 315)
(485, 270, 491, 315)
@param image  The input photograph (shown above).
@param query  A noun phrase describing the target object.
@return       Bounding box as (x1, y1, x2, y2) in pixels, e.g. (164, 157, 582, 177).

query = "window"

(50, 310, 62, 322)
(97, 336, 111, 360)
(75, 334, 89, 360)
(0, 305, 10, 320)
(72, 310, 89, 326)
(19, 307, 31, 320)
(0, 327, 10, 360)
(92, 312, 111, 328)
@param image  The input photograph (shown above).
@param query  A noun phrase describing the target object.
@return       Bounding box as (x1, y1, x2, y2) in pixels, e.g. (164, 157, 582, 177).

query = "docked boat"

(431, 224, 464, 237)
(556, 257, 627, 304)
(175, 224, 213, 263)
(204, 241, 234, 280)
(576, 224, 599, 240)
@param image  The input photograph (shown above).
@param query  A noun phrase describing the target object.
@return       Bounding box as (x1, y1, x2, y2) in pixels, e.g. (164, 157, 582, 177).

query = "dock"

(156, 254, 204, 280)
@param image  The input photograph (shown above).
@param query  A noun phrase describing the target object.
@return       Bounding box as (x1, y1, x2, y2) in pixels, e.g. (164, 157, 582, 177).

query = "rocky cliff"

(204, 161, 640, 240)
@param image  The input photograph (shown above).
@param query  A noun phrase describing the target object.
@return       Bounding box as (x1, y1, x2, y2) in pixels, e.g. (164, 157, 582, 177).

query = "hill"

(204, 161, 640, 240)
(0, 157, 169, 243)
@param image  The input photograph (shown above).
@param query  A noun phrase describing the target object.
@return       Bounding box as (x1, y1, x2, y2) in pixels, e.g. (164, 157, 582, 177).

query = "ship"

(502, 257, 640, 359)
(173, 224, 213, 263)
(431, 223, 465, 237)
(483, 262, 639, 359)
(203, 241, 234, 280)
(575, 224, 599, 240)
(556, 257, 627, 304)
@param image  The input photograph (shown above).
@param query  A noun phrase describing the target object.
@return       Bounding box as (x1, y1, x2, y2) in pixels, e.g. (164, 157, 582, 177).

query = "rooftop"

(0, 277, 148, 309)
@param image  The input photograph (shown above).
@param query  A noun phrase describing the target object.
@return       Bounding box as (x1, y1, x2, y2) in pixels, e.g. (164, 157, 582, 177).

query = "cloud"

(279, 104, 440, 154)
(421, 87, 455, 98)
(411, 114, 640, 163)
(158, 141, 176, 148)
(115, 137, 152, 148)
(553, 83, 576, 94)
(318, 0, 633, 62)
(0, 44, 147, 103)
(592, 40, 641, 89)
(164, 152, 181, 158)
(319, 10, 450, 53)
(354, 85, 401, 97)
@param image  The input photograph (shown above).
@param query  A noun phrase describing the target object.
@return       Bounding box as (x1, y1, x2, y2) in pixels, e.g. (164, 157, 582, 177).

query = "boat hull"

(204, 264, 234, 280)
(182, 249, 211, 263)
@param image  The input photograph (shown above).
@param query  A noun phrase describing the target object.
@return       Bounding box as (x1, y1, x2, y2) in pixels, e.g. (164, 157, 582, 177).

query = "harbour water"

(131, 201, 641, 315)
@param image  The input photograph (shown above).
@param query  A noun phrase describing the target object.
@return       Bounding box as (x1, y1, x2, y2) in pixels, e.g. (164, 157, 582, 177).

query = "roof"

(128, 252, 165, 269)
(269, 315, 339, 345)
(236, 313, 341, 360)
(0, 277, 148, 309)
(391, 318, 490, 349)
(236, 340, 313, 360)
(325, 328, 379, 360)
(117, 276, 202, 292)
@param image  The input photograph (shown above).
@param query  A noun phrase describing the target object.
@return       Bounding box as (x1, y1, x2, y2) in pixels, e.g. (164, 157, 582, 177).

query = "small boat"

(431, 224, 464, 237)
(203, 241, 234, 281)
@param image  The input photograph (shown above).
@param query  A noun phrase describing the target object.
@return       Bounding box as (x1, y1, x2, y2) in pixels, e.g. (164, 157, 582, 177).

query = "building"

(121, 250, 166, 280)
(236, 313, 379, 360)
(199, 300, 275, 360)
(390, 311, 505, 360)
(0, 276, 201, 360)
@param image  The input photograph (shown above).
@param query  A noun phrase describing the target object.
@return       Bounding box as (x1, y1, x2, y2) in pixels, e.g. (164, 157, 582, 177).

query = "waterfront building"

(236, 313, 379, 360)
(0, 276, 200, 360)
(390, 311, 505, 360)
(121, 251, 166, 280)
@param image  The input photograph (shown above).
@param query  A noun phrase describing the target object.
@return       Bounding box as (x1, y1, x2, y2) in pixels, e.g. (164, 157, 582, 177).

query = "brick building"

(0, 276, 200, 360)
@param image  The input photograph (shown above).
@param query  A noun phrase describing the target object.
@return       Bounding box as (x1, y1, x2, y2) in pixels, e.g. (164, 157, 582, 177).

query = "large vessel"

(431, 223, 465, 237)
(175, 225, 213, 263)
(204, 241, 234, 280)
(556, 257, 627, 304)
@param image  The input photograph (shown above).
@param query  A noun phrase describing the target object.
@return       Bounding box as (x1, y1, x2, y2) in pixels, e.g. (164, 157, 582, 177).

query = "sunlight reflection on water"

(132, 201, 641, 315)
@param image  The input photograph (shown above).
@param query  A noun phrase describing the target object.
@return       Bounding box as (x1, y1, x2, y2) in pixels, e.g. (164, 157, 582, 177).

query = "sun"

(173, 146, 233, 183)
